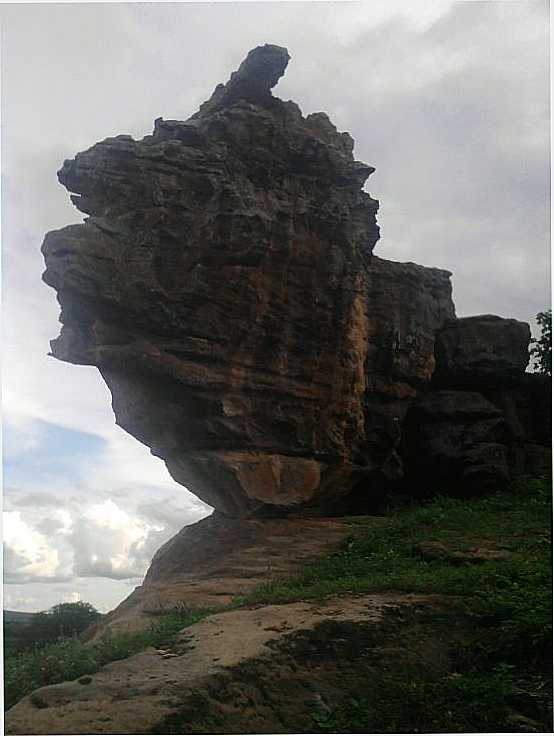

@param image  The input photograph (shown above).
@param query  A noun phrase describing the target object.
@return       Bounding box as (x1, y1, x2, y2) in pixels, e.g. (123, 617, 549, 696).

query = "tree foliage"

(9, 601, 102, 652)
(530, 309, 552, 376)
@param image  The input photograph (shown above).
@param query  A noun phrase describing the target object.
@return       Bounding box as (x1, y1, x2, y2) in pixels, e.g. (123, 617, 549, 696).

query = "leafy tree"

(15, 601, 101, 650)
(48, 601, 102, 637)
(530, 309, 552, 376)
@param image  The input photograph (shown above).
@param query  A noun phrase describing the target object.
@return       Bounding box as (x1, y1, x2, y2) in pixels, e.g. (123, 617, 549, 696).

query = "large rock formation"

(433, 315, 531, 388)
(42, 44, 546, 518)
(401, 390, 512, 496)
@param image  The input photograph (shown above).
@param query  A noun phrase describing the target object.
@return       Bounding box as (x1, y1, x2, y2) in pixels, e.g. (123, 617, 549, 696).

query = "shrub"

(13, 601, 102, 652)
(530, 309, 552, 376)
(4, 605, 211, 710)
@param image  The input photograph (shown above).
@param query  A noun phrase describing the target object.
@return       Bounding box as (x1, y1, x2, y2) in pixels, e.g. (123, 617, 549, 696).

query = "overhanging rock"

(42, 45, 543, 517)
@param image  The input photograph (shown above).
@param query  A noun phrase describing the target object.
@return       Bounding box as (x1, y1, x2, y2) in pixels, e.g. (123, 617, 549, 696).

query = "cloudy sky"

(1, 0, 549, 612)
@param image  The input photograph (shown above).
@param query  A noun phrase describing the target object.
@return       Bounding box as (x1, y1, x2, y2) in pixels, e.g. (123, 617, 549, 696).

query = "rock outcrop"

(85, 514, 371, 636)
(6, 593, 462, 736)
(41, 44, 547, 518)
(426, 316, 550, 484)
(433, 315, 531, 388)
(401, 390, 511, 495)
(42, 44, 457, 517)
(8, 44, 550, 736)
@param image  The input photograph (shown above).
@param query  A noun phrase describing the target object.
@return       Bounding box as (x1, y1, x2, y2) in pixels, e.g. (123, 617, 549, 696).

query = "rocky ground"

(5, 480, 552, 734)
(7, 593, 457, 735)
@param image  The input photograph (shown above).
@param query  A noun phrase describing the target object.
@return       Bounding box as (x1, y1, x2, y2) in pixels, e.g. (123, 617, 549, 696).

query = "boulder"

(431, 315, 550, 480)
(480, 373, 552, 476)
(401, 390, 512, 495)
(41, 45, 455, 517)
(434, 314, 531, 388)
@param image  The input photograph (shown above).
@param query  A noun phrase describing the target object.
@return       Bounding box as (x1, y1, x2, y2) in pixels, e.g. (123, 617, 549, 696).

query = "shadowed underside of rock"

(41, 44, 541, 518)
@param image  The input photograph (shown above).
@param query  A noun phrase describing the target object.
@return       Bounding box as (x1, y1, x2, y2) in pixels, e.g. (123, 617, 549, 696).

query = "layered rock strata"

(42, 44, 545, 518)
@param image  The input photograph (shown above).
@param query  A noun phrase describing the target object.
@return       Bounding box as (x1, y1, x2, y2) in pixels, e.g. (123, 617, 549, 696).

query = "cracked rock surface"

(42, 44, 544, 518)
(42, 44, 457, 516)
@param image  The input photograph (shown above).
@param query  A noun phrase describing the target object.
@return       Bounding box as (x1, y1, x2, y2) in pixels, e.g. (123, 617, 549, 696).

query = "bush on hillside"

(530, 309, 552, 376)
(18, 601, 101, 650)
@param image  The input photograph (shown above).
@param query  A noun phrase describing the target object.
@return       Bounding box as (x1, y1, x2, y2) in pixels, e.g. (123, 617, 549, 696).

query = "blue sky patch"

(3, 419, 107, 491)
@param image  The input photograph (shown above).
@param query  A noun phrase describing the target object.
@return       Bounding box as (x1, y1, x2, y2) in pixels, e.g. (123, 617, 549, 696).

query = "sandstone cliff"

(42, 43, 511, 518)
(39, 43, 548, 517)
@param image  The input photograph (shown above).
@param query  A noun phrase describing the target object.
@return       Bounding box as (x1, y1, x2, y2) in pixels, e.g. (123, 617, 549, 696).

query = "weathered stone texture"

(41, 45, 547, 517)
(434, 315, 531, 387)
(425, 316, 548, 487)
(401, 390, 512, 495)
(41, 45, 460, 516)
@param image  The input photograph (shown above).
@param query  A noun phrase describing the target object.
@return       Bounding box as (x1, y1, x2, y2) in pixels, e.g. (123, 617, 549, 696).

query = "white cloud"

(3, 511, 62, 581)
(3, 492, 210, 597)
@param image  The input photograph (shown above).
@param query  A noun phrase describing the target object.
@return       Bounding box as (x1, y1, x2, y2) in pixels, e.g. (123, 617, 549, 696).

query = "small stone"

(29, 693, 48, 709)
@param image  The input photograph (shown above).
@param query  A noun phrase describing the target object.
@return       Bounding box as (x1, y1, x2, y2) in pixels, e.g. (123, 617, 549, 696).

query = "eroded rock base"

(88, 515, 380, 638)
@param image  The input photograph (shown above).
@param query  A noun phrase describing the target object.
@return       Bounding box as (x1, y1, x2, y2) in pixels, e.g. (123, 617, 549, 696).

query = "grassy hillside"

(4, 476, 552, 731)
(236, 474, 551, 732)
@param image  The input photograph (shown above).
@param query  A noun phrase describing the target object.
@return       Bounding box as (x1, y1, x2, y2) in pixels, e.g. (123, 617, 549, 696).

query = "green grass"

(234, 475, 552, 732)
(4, 476, 552, 731)
(236, 476, 551, 608)
(4, 607, 212, 711)
(310, 669, 520, 733)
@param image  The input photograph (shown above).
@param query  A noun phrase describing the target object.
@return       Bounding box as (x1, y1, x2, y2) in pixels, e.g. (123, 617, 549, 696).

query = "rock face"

(401, 390, 511, 495)
(434, 315, 531, 387)
(85, 514, 378, 636)
(42, 44, 545, 517)
(422, 316, 549, 487)
(41, 44, 457, 517)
